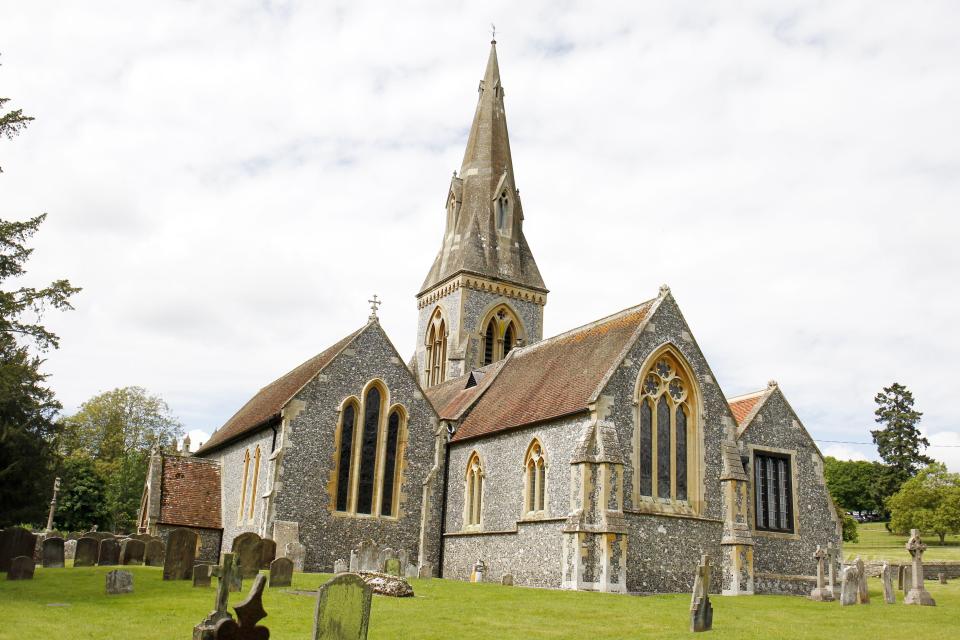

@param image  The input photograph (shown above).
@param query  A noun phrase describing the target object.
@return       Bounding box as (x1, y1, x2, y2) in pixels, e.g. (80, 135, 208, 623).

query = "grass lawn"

(844, 523, 960, 563)
(0, 565, 957, 639)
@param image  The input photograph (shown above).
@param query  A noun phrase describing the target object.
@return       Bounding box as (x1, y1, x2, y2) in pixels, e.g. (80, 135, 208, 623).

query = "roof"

(728, 390, 768, 427)
(452, 299, 657, 441)
(159, 456, 222, 529)
(425, 360, 505, 420)
(196, 325, 366, 454)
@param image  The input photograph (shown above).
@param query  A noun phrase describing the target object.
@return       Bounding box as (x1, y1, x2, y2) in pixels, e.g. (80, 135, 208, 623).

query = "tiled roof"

(159, 456, 222, 529)
(196, 326, 366, 454)
(425, 361, 505, 420)
(727, 387, 773, 430)
(452, 299, 657, 442)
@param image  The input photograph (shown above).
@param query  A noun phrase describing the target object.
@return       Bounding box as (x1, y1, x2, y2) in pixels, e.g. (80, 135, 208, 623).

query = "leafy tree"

(887, 463, 960, 544)
(872, 383, 933, 485)
(840, 511, 859, 543)
(823, 457, 886, 515)
(56, 456, 108, 531)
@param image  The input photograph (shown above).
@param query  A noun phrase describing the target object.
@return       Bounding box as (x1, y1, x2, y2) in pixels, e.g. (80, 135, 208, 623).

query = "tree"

(872, 383, 933, 485)
(823, 457, 886, 515)
(887, 463, 960, 544)
(56, 456, 108, 531)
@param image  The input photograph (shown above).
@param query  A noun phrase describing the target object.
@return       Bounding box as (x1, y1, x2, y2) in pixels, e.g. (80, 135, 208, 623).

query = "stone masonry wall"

(461, 289, 543, 369)
(213, 428, 275, 551)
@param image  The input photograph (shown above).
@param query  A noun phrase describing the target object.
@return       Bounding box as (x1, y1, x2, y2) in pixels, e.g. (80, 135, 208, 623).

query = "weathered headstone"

(384, 557, 401, 576)
(826, 542, 839, 598)
(897, 564, 905, 591)
(233, 532, 264, 580)
(106, 569, 134, 594)
(6, 556, 35, 580)
(501, 573, 514, 586)
(285, 542, 305, 572)
(397, 549, 410, 575)
(129, 533, 153, 542)
(84, 531, 114, 542)
(470, 559, 485, 583)
(809, 545, 833, 602)
(334, 559, 348, 574)
(272, 520, 299, 558)
(269, 557, 293, 588)
(74, 537, 98, 567)
(690, 555, 713, 633)
(0, 527, 37, 572)
(903, 529, 935, 606)
(42, 537, 65, 568)
(312, 573, 372, 640)
(349, 550, 358, 572)
(939, 571, 947, 585)
(64, 538, 77, 561)
(357, 539, 378, 573)
(404, 564, 418, 579)
(212, 574, 270, 640)
(164, 527, 200, 580)
(120, 538, 145, 565)
(840, 566, 859, 606)
(194, 553, 240, 640)
(145, 539, 165, 567)
(418, 563, 433, 579)
(881, 562, 896, 604)
(194, 564, 213, 588)
(260, 539, 277, 570)
(854, 556, 869, 604)
(98, 538, 120, 566)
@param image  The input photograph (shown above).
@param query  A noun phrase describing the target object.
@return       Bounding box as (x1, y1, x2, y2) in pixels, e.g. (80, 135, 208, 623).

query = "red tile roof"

(425, 361, 505, 420)
(196, 326, 365, 454)
(728, 391, 767, 427)
(159, 456, 222, 529)
(452, 300, 657, 442)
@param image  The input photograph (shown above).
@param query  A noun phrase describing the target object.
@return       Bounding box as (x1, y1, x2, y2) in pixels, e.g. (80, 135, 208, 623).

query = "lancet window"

(426, 308, 448, 387)
(524, 440, 546, 515)
(238, 448, 250, 523)
(248, 445, 261, 520)
(464, 452, 484, 528)
(497, 191, 509, 229)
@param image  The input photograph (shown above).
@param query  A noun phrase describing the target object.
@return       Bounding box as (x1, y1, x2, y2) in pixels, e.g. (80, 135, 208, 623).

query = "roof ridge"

(727, 388, 769, 403)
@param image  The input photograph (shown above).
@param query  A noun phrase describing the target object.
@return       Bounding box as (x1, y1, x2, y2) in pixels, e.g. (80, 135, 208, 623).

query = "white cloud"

(1, 1, 958, 471)
(820, 444, 870, 462)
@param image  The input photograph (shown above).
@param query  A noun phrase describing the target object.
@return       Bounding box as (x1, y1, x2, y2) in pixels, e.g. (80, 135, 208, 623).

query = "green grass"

(845, 523, 960, 563)
(0, 565, 957, 639)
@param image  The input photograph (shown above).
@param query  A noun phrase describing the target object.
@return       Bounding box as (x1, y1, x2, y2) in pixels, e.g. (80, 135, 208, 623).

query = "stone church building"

(141, 41, 841, 595)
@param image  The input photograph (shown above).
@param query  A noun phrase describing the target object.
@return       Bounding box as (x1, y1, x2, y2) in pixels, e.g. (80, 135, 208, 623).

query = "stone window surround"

(247, 445, 262, 523)
(425, 306, 449, 387)
(237, 448, 250, 525)
(630, 343, 705, 517)
(747, 443, 801, 540)
(522, 438, 548, 518)
(479, 303, 525, 367)
(329, 378, 409, 521)
(463, 451, 485, 531)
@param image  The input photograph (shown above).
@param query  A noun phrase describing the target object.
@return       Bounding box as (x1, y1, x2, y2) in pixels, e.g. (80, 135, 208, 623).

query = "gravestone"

(334, 559, 348, 574)
(164, 527, 200, 580)
(897, 564, 905, 591)
(404, 564, 418, 579)
(840, 566, 858, 606)
(129, 533, 153, 542)
(106, 569, 134, 594)
(357, 539, 379, 573)
(312, 573, 372, 640)
(194, 553, 240, 640)
(42, 537, 65, 568)
(827, 543, 841, 598)
(145, 539, 165, 567)
(84, 531, 114, 542)
(269, 557, 294, 588)
(501, 573, 514, 586)
(272, 520, 299, 559)
(349, 550, 358, 572)
(397, 550, 410, 575)
(854, 557, 869, 604)
(120, 538, 145, 565)
(689, 555, 713, 633)
(194, 564, 213, 588)
(285, 542, 305, 572)
(260, 539, 276, 570)
(903, 529, 935, 606)
(0, 527, 37, 572)
(98, 538, 120, 566)
(212, 574, 270, 640)
(809, 545, 833, 602)
(470, 559, 485, 583)
(7, 556, 35, 580)
(384, 558, 401, 577)
(881, 562, 896, 604)
(939, 571, 947, 585)
(74, 537, 98, 567)
(233, 532, 264, 580)
(64, 539, 77, 561)
(418, 563, 433, 579)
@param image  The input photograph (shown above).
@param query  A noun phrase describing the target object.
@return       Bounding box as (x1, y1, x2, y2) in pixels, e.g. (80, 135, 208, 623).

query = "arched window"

(497, 191, 509, 229)
(334, 401, 358, 512)
(380, 408, 403, 517)
(483, 321, 495, 366)
(524, 440, 546, 515)
(356, 385, 382, 515)
(636, 349, 697, 505)
(425, 308, 447, 387)
(248, 445, 262, 520)
(238, 448, 250, 522)
(464, 452, 484, 528)
(480, 305, 523, 367)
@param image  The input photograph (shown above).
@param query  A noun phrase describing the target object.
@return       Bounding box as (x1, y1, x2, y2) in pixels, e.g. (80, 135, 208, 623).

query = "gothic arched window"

(524, 439, 546, 515)
(480, 305, 523, 367)
(248, 445, 262, 520)
(334, 400, 358, 512)
(238, 448, 250, 523)
(426, 307, 447, 387)
(497, 191, 509, 229)
(356, 385, 382, 515)
(464, 452, 484, 528)
(380, 408, 403, 517)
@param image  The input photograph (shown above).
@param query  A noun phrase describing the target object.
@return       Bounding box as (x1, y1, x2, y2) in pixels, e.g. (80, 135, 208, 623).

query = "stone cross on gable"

(368, 295, 381, 321)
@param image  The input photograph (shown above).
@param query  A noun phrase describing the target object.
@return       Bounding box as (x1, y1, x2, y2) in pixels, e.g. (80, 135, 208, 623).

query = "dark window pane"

(537, 461, 545, 511)
(483, 322, 495, 365)
(357, 387, 381, 514)
(639, 400, 652, 496)
(380, 411, 400, 516)
(336, 404, 355, 512)
(504, 324, 514, 356)
(527, 461, 535, 512)
(676, 405, 687, 501)
(755, 455, 765, 528)
(755, 453, 794, 532)
(657, 395, 671, 498)
(766, 457, 776, 530)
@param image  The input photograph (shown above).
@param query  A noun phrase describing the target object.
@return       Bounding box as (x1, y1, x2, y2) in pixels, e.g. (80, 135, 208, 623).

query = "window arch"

(464, 452, 484, 528)
(248, 445, 262, 520)
(238, 448, 250, 523)
(496, 191, 509, 229)
(635, 347, 700, 509)
(524, 439, 546, 515)
(480, 304, 524, 366)
(425, 307, 448, 387)
(380, 406, 405, 517)
(334, 399, 359, 512)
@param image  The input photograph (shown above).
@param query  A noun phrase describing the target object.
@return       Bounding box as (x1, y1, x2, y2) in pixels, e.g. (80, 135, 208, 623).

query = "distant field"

(844, 522, 960, 563)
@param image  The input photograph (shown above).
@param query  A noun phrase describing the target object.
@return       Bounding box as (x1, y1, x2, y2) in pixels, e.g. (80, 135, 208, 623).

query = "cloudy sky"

(1, 1, 957, 469)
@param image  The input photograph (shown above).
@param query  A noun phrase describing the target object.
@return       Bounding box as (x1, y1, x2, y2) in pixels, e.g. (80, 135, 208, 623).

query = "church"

(139, 40, 841, 595)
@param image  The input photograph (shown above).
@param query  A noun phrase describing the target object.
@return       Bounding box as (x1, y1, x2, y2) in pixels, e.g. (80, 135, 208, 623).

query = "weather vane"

(491, 23, 496, 43)
(368, 294, 381, 320)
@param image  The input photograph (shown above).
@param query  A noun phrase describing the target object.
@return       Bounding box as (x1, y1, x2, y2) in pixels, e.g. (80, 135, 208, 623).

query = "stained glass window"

(639, 400, 653, 496)
(657, 395, 671, 498)
(356, 387, 381, 515)
(335, 404, 355, 512)
(380, 410, 400, 516)
(675, 406, 687, 501)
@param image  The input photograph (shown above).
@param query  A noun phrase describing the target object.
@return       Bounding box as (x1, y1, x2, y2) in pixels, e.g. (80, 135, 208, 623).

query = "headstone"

(260, 539, 276, 570)
(901, 564, 913, 594)
(120, 538, 145, 565)
(809, 545, 833, 602)
(164, 527, 199, 580)
(501, 573, 514, 586)
(84, 531, 114, 542)
(418, 563, 433, 579)
(64, 539, 77, 561)
(42, 537, 65, 568)
(272, 520, 299, 558)
(854, 556, 869, 604)
(106, 569, 134, 594)
(145, 539, 165, 567)
(404, 564, 418, 579)
(938, 571, 947, 585)
(0, 527, 37, 572)
(470, 559, 485, 583)
(826, 542, 840, 598)
(397, 549, 410, 575)
(840, 566, 858, 606)
(349, 550, 358, 572)
(334, 559, 348, 574)
(233, 532, 264, 579)
(194, 564, 213, 588)
(129, 533, 153, 542)
(194, 553, 240, 639)
(74, 537, 98, 567)
(98, 538, 120, 566)
(269, 557, 293, 588)
(285, 542, 305, 572)
(881, 562, 896, 604)
(6, 556, 35, 580)
(384, 558, 401, 576)
(312, 573, 372, 640)
(903, 529, 935, 606)
(212, 574, 270, 640)
(357, 539, 378, 573)
(897, 564, 905, 591)
(689, 555, 713, 633)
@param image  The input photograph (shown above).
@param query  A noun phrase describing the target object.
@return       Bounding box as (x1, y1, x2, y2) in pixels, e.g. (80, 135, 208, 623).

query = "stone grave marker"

(194, 553, 240, 639)
(164, 527, 199, 580)
(233, 532, 264, 579)
(106, 569, 134, 594)
(272, 520, 299, 558)
(903, 529, 935, 606)
(285, 541, 305, 572)
(260, 538, 277, 570)
(98, 538, 120, 566)
(809, 545, 833, 602)
(939, 571, 947, 585)
(897, 564, 905, 591)
(334, 559, 348, 574)
(194, 564, 213, 588)
(212, 574, 270, 640)
(358, 539, 378, 572)
(384, 557, 401, 576)
(349, 550, 358, 572)
(312, 573, 372, 640)
(689, 555, 713, 633)
(501, 573, 514, 586)
(0, 527, 37, 572)
(74, 537, 98, 567)
(6, 556, 35, 580)
(418, 563, 433, 579)
(404, 564, 418, 579)
(854, 556, 869, 604)
(269, 557, 293, 588)
(398, 549, 410, 575)
(42, 537, 65, 568)
(120, 538, 145, 565)
(145, 539, 165, 567)
(64, 539, 77, 561)
(840, 566, 858, 606)
(826, 542, 839, 598)
(84, 531, 114, 542)
(129, 533, 153, 542)
(881, 562, 896, 604)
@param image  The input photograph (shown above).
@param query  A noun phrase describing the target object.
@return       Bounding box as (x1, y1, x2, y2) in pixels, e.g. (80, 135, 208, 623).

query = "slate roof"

(159, 456, 222, 529)
(451, 299, 657, 442)
(196, 325, 366, 454)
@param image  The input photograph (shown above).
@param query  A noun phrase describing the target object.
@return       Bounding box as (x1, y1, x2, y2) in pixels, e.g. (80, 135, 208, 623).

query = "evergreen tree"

(871, 383, 933, 485)
(56, 456, 108, 531)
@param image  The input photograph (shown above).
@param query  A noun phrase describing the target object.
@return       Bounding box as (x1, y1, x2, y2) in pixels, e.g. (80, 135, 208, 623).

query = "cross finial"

(491, 23, 496, 43)
(368, 294, 381, 321)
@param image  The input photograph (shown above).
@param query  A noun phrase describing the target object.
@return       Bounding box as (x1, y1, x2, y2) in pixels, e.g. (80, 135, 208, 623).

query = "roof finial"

(490, 23, 496, 44)
(659, 284, 671, 297)
(368, 294, 382, 321)
(767, 379, 778, 389)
